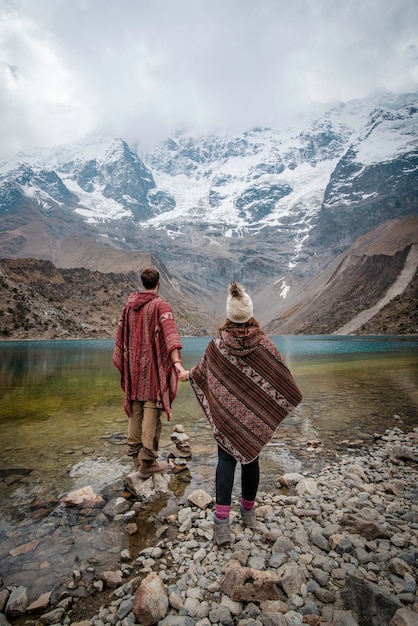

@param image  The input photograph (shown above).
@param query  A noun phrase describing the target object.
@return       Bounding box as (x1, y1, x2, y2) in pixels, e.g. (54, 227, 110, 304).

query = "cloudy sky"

(1, 0, 417, 158)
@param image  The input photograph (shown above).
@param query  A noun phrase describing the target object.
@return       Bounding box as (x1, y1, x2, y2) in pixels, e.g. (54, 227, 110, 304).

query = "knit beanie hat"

(226, 282, 254, 323)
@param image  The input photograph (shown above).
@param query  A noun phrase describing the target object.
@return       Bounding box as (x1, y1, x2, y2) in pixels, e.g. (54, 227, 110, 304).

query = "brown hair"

(141, 267, 160, 289)
(218, 317, 265, 334)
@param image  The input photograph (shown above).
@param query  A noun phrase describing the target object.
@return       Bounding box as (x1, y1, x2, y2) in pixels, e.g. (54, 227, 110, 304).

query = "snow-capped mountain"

(0, 89, 417, 301)
(0, 134, 158, 222)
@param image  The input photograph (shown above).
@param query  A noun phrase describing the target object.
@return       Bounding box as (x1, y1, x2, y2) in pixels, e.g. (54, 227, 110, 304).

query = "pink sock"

(241, 497, 255, 511)
(215, 504, 231, 520)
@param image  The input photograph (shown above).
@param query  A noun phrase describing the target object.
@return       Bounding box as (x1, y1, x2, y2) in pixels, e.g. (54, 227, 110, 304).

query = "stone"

(171, 432, 190, 442)
(5, 586, 29, 616)
(341, 573, 402, 626)
(133, 573, 169, 626)
(314, 588, 335, 603)
(295, 478, 319, 496)
(125, 522, 138, 534)
(0, 590, 9, 613)
(101, 570, 123, 588)
(103, 497, 130, 516)
(159, 618, 195, 626)
(340, 514, 391, 540)
(116, 598, 134, 620)
(277, 473, 305, 487)
(26, 591, 52, 612)
(40, 607, 65, 624)
(209, 604, 234, 626)
(59, 485, 105, 508)
(257, 613, 287, 626)
(184, 596, 208, 618)
(277, 563, 306, 598)
(169, 590, 184, 610)
(9, 539, 40, 557)
(389, 607, 418, 626)
(221, 567, 281, 602)
(124, 471, 172, 501)
(310, 532, 330, 552)
(187, 489, 213, 509)
(390, 446, 417, 463)
(221, 595, 244, 616)
(271, 536, 295, 553)
(260, 600, 288, 613)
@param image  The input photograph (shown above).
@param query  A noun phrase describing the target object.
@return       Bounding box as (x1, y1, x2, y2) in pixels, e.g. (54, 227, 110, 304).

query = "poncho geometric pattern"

(190, 326, 303, 464)
(113, 292, 182, 420)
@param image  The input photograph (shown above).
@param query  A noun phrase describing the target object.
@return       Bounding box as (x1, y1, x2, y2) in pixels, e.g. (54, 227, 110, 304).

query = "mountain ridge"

(0, 89, 417, 335)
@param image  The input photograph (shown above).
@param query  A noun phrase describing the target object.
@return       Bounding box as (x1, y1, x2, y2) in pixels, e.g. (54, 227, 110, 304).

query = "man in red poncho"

(113, 267, 187, 478)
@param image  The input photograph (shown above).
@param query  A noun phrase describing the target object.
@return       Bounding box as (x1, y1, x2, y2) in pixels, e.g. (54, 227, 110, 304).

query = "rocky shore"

(1, 426, 418, 626)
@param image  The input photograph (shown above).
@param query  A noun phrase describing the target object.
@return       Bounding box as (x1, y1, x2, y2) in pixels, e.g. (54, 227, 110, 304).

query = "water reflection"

(1, 336, 417, 479)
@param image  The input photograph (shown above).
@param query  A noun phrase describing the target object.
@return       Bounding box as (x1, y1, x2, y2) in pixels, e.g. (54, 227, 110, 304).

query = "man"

(113, 266, 187, 478)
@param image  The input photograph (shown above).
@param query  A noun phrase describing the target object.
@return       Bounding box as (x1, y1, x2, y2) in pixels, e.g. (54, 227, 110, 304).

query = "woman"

(180, 282, 303, 546)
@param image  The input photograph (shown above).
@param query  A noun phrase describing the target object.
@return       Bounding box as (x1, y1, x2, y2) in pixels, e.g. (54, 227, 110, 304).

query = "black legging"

(216, 446, 260, 505)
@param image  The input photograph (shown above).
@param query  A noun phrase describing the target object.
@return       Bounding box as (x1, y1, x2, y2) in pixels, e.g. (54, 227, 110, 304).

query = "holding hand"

(179, 369, 190, 382)
(174, 361, 189, 381)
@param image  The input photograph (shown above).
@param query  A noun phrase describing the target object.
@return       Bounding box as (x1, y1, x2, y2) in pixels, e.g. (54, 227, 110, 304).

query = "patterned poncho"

(190, 324, 302, 463)
(113, 292, 182, 420)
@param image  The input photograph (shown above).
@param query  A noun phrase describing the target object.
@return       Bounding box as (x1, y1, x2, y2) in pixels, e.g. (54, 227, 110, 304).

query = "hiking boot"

(132, 454, 140, 471)
(139, 460, 168, 479)
(214, 518, 232, 546)
(240, 505, 257, 529)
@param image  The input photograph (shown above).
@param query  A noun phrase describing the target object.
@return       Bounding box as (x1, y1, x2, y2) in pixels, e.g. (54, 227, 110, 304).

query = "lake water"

(0, 335, 417, 601)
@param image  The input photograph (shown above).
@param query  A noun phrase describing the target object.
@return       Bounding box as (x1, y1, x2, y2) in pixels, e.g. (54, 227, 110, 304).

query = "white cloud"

(0, 0, 417, 158)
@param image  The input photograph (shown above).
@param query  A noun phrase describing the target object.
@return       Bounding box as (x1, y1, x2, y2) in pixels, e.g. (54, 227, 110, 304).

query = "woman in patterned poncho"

(180, 282, 303, 546)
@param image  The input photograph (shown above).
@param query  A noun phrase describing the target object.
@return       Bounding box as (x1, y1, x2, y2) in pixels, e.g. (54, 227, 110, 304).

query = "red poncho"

(190, 325, 303, 463)
(113, 292, 182, 420)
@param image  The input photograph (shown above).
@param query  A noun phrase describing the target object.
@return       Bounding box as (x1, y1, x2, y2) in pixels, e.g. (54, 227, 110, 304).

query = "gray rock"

(0, 589, 10, 613)
(124, 471, 172, 501)
(5, 586, 29, 617)
(208, 604, 234, 625)
(40, 607, 66, 624)
(116, 598, 134, 620)
(389, 607, 418, 625)
(341, 573, 402, 626)
(159, 618, 195, 626)
(336, 613, 359, 626)
(271, 536, 295, 553)
(0, 614, 12, 626)
(258, 613, 287, 626)
(184, 597, 209, 619)
(277, 563, 306, 598)
(310, 531, 330, 552)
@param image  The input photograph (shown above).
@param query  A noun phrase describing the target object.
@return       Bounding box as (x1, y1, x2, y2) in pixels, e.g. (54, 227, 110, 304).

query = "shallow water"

(0, 335, 417, 602)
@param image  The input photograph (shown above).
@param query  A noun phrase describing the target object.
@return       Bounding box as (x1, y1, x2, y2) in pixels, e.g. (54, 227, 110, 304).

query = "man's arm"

(171, 348, 188, 378)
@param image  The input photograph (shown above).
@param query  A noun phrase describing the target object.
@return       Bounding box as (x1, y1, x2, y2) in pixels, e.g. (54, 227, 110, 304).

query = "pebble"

(1, 427, 418, 626)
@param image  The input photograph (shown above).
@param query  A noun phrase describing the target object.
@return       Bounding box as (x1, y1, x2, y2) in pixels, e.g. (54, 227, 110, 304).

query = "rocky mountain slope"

(0, 89, 417, 335)
(0, 217, 416, 340)
(0, 257, 218, 341)
(263, 216, 418, 335)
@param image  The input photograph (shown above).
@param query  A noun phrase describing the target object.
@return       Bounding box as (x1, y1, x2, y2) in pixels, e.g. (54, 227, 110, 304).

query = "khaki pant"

(128, 400, 163, 461)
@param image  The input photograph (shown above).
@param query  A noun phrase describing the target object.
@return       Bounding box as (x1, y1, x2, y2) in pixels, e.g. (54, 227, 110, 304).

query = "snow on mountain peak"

(0, 89, 416, 239)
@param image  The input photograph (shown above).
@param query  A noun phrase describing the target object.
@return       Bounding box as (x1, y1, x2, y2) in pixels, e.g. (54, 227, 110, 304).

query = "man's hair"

(141, 266, 160, 289)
